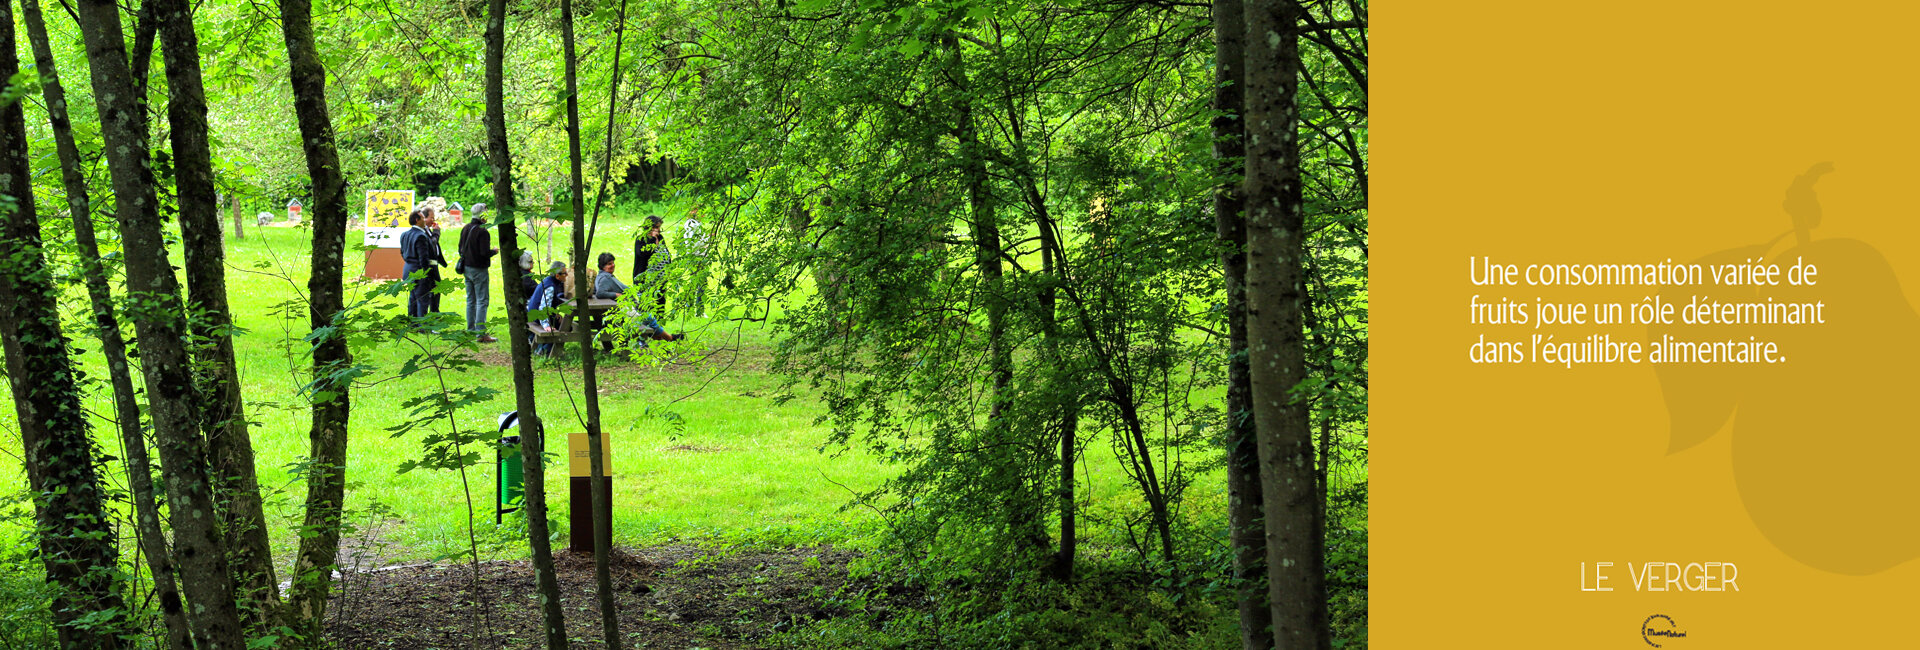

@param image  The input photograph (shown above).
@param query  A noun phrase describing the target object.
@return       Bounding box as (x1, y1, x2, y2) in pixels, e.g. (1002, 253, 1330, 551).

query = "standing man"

(400, 209, 426, 318)
(633, 214, 670, 312)
(459, 203, 500, 342)
(427, 207, 447, 315)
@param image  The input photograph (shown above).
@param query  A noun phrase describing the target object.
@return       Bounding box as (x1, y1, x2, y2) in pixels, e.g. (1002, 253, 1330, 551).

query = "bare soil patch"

(325, 544, 896, 649)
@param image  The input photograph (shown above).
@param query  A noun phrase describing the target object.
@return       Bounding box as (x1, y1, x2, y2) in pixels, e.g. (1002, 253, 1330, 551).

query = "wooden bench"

(529, 325, 572, 357)
(527, 325, 619, 357)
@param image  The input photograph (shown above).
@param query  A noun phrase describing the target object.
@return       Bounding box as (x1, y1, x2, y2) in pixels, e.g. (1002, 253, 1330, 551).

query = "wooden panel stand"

(364, 247, 405, 280)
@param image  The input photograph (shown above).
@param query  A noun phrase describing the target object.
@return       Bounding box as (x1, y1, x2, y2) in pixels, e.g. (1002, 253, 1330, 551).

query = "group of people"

(399, 203, 502, 342)
(400, 204, 706, 356)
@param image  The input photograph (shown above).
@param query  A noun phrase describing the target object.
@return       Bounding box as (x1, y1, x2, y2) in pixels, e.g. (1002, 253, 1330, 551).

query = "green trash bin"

(496, 411, 529, 524)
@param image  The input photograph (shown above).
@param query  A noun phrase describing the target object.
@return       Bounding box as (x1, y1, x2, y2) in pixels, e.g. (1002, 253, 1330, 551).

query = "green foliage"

(626, 0, 1367, 642)
(1318, 479, 1371, 648)
(776, 558, 1228, 649)
(0, 0, 1365, 643)
(0, 492, 57, 650)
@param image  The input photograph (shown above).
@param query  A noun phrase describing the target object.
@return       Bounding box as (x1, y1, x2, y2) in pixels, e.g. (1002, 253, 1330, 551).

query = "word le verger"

(1581, 561, 1739, 593)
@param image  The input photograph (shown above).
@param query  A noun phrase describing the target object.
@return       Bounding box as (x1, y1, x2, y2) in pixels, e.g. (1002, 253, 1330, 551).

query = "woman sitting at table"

(593, 252, 628, 299)
(595, 251, 682, 347)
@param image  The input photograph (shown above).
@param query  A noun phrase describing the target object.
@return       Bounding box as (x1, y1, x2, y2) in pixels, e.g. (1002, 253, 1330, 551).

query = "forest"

(0, 0, 1366, 647)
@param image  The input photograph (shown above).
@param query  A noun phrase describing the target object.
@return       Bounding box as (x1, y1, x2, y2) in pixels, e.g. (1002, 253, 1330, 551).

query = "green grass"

(0, 201, 1347, 573)
(1, 205, 896, 565)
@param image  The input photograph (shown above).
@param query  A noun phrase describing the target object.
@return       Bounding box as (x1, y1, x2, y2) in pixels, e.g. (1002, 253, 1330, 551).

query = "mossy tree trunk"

(74, 0, 246, 645)
(0, 2, 132, 644)
(277, 0, 355, 642)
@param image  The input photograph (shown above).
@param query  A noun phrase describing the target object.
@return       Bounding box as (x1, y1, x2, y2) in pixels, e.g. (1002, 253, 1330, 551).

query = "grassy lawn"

(1, 206, 896, 565)
(0, 203, 1287, 571)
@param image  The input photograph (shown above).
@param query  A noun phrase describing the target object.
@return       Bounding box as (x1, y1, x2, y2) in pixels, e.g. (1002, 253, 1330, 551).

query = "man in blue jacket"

(400, 209, 447, 321)
(528, 261, 570, 356)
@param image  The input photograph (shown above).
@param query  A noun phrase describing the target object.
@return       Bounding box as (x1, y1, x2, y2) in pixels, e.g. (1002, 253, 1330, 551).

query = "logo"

(1642, 614, 1687, 647)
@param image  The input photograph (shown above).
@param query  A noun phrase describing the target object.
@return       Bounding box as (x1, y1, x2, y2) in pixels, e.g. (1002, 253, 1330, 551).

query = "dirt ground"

(324, 544, 893, 649)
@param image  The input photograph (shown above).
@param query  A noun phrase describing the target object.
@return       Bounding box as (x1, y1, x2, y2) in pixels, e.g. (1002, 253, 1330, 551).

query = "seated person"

(594, 252, 628, 299)
(518, 251, 539, 303)
(626, 315, 681, 348)
(593, 252, 683, 348)
(527, 262, 570, 355)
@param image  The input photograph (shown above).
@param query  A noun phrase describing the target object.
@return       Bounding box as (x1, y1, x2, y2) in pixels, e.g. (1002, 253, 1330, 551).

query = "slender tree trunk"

(1045, 252, 1078, 583)
(985, 87, 1085, 579)
(561, 2, 624, 646)
(130, 0, 155, 106)
(1244, 0, 1328, 647)
(950, 38, 1012, 464)
(1035, 222, 1180, 566)
(1214, 0, 1271, 645)
(1013, 163, 1178, 568)
(583, 0, 631, 252)
(1024, 141, 1078, 582)
(0, 4, 131, 646)
(489, 0, 568, 643)
(75, 0, 249, 647)
(234, 194, 246, 240)
(20, 0, 191, 646)
(1303, 269, 1336, 511)
(153, 0, 279, 622)
(1051, 406, 1079, 575)
(277, 0, 354, 643)
(944, 32, 1045, 560)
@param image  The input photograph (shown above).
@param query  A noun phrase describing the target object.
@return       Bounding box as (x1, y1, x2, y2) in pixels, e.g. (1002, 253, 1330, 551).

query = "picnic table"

(570, 297, 618, 318)
(528, 297, 620, 356)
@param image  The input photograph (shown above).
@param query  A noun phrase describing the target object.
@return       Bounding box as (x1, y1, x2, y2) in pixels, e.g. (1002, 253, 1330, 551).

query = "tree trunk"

(1051, 397, 1080, 581)
(153, 0, 279, 622)
(234, 193, 246, 240)
(0, 3, 131, 645)
(19, 0, 190, 646)
(1244, 1, 1328, 647)
(1021, 174, 1178, 569)
(1214, 0, 1271, 645)
(74, 0, 249, 647)
(277, 0, 354, 643)
(1022, 128, 1078, 582)
(489, 0, 568, 642)
(951, 38, 1012, 469)
(943, 32, 1046, 560)
(1032, 200, 1179, 568)
(561, 1, 625, 645)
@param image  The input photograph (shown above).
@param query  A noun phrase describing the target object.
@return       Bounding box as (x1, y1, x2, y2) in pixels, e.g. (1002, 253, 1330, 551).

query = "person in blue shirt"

(527, 261, 570, 356)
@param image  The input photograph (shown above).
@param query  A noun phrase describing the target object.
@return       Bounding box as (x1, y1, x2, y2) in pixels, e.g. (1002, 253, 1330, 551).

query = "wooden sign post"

(567, 432, 613, 553)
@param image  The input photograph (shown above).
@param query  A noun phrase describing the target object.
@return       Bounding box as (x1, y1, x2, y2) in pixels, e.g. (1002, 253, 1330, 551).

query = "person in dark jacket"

(458, 204, 499, 342)
(518, 250, 538, 305)
(632, 215, 669, 311)
(399, 210, 420, 316)
(400, 209, 447, 320)
(427, 208, 447, 314)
